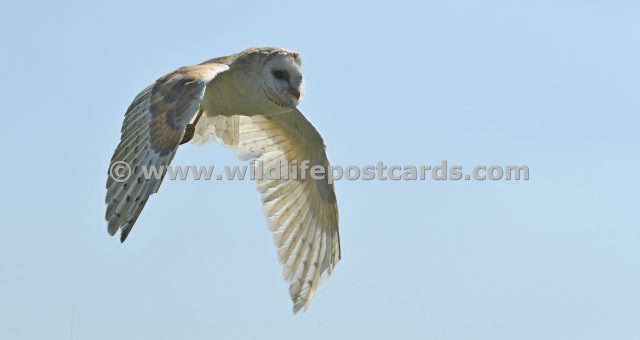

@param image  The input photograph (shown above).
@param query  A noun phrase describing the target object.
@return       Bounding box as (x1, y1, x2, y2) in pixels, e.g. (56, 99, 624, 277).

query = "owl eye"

(272, 70, 285, 80)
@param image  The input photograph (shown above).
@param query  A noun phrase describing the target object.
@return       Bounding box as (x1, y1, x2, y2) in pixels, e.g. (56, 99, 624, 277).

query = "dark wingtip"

(120, 228, 130, 243)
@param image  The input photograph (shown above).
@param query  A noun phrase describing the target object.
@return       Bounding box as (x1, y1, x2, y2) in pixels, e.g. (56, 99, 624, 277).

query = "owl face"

(261, 51, 304, 108)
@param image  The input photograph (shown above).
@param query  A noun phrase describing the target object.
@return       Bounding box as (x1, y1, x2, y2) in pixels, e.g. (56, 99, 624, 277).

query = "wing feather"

(105, 63, 229, 242)
(193, 110, 340, 312)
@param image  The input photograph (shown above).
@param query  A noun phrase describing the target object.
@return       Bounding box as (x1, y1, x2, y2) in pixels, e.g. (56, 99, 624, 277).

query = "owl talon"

(180, 125, 195, 144)
(180, 109, 204, 145)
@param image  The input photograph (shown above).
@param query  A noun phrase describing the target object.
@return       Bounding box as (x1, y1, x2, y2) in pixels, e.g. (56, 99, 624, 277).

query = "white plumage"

(105, 47, 340, 313)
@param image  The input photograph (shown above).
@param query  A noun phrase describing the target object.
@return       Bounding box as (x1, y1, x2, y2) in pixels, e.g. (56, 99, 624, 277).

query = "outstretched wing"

(106, 63, 229, 242)
(193, 109, 340, 312)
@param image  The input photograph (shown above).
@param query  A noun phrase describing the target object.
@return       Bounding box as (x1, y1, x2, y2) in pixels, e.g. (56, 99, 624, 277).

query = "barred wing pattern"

(193, 110, 341, 312)
(106, 63, 229, 241)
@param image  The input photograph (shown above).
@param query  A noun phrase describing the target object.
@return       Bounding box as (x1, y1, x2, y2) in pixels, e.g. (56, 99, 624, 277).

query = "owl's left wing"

(193, 109, 341, 313)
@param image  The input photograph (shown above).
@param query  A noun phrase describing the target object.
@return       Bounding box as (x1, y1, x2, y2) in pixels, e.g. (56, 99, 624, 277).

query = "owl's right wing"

(105, 63, 229, 242)
(193, 109, 341, 313)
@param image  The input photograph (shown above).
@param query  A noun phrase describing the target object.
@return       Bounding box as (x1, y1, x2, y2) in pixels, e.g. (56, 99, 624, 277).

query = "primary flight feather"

(105, 47, 340, 313)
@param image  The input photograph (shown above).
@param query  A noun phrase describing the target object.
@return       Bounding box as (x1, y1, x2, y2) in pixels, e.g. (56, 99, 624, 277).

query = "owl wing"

(193, 109, 341, 313)
(106, 63, 229, 242)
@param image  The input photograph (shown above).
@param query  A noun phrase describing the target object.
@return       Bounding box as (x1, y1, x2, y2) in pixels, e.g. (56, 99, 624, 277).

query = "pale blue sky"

(1, 1, 639, 339)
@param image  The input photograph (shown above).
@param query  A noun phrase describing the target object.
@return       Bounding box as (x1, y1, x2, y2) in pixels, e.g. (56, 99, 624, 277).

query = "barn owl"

(105, 47, 340, 313)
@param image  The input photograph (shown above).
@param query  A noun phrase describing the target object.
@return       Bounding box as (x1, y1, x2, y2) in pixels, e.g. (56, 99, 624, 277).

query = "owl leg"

(180, 109, 204, 145)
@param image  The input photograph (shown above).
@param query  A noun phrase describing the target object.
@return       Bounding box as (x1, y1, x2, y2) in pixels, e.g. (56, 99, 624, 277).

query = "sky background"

(1, 1, 639, 339)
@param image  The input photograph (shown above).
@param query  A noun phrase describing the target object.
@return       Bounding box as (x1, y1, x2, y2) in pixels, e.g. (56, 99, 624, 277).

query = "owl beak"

(289, 88, 301, 100)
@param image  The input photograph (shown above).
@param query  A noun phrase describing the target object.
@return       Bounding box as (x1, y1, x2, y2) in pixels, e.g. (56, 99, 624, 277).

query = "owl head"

(261, 50, 304, 108)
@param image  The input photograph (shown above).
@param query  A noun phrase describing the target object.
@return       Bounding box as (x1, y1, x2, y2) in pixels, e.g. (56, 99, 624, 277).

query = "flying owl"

(105, 47, 340, 313)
